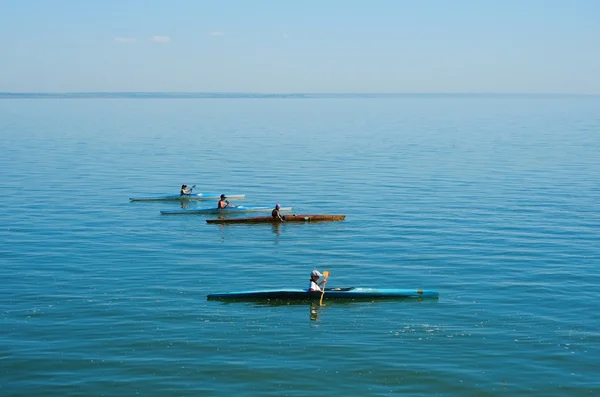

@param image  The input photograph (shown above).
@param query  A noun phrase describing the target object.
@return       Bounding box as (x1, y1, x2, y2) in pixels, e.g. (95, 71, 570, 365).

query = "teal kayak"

(207, 287, 439, 301)
(161, 206, 292, 215)
(130, 193, 245, 202)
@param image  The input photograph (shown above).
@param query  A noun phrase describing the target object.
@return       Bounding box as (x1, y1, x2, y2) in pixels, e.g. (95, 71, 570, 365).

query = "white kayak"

(130, 193, 246, 202)
(160, 206, 292, 215)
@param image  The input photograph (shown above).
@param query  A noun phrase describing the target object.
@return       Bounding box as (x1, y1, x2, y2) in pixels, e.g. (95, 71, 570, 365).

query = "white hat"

(311, 270, 323, 278)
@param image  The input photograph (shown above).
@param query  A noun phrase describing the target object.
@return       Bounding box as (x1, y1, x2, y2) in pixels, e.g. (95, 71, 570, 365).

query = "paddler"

(180, 184, 192, 196)
(271, 204, 285, 221)
(309, 270, 327, 292)
(217, 194, 231, 209)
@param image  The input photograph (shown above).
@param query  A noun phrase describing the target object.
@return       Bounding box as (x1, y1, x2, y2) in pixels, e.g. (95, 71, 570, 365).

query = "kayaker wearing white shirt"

(309, 270, 327, 292)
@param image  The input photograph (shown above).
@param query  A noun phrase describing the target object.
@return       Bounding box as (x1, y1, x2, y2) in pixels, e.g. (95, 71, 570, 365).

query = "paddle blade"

(319, 271, 330, 306)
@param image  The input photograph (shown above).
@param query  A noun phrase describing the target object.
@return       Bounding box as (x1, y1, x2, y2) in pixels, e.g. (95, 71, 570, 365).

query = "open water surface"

(1, 94, 600, 396)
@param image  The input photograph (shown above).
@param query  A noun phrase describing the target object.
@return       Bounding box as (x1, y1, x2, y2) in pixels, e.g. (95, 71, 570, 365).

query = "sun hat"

(311, 270, 323, 278)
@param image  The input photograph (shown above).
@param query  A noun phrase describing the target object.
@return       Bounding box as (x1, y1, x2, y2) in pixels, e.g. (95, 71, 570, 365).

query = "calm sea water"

(1, 95, 599, 396)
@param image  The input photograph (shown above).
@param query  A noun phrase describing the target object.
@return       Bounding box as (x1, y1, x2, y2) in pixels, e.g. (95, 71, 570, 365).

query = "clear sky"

(1, 0, 598, 93)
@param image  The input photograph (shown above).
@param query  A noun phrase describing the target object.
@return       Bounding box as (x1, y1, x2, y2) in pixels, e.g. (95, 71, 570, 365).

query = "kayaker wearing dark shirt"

(180, 184, 192, 196)
(309, 270, 327, 292)
(217, 194, 230, 209)
(271, 204, 284, 221)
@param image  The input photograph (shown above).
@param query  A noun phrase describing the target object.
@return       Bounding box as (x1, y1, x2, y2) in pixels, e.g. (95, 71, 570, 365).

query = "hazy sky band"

(1, 0, 598, 93)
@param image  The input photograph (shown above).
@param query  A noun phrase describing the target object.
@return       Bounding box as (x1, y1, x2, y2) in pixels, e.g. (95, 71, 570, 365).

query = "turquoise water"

(1, 95, 599, 396)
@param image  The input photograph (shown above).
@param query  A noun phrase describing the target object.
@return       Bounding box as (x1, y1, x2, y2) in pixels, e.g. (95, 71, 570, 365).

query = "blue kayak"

(161, 206, 292, 215)
(130, 193, 246, 202)
(207, 288, 439, 301)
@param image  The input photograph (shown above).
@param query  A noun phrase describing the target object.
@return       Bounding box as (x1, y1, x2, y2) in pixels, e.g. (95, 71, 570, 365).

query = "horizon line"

(1, 90, 597, 94)
(1, 91, 598, 98)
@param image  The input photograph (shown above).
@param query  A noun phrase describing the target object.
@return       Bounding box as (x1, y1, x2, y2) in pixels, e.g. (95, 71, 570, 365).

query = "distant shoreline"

(0, 92, 597, 99)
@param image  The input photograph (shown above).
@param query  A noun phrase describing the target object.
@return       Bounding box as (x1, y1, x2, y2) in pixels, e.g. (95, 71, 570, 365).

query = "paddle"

(319, 270, 330, 306)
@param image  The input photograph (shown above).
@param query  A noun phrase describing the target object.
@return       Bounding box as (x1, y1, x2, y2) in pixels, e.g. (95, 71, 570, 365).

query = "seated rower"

(271, 204, 285, 221)
(217, 194, 231, 209)
(180, 184, 192, 196)
(309, 270, 327, 292)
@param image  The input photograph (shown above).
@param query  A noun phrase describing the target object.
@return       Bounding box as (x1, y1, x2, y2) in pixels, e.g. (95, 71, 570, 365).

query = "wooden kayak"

(206, 214, 346, 224)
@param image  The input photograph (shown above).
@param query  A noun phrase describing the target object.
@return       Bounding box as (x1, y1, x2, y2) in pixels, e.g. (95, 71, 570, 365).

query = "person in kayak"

(309, 270, 327, 292)
(217, 194, 231, 209)
(271, 204, 285, 221)
(180, 184, 192, 196)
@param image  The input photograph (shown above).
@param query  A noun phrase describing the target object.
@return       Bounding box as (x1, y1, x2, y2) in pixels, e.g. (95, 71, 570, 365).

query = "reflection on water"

(271, 223, 281, 238)
(310, 302, 321, 321)
(245, 301, 325, 321)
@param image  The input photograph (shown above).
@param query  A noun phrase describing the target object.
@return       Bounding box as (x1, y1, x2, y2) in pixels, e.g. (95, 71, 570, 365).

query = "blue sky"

(1, 0, 598, 93)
